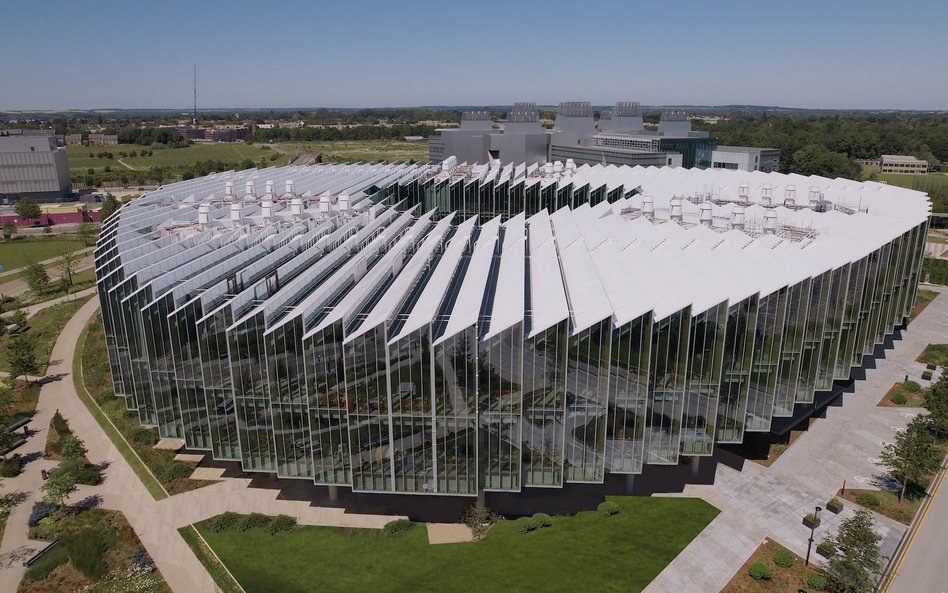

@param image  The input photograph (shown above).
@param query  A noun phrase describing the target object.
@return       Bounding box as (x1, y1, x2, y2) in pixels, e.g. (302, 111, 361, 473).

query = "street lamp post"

(805, 506, 822, 566)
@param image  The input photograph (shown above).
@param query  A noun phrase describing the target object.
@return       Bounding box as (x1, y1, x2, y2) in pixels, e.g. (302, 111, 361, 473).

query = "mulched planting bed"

(720, 537, 835, 593)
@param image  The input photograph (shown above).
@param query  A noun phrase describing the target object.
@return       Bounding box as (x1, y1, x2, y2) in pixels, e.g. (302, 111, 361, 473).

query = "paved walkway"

(645, 285, 948, 593)
(0, 256, 95, 302)
(0, 300, 405, 593)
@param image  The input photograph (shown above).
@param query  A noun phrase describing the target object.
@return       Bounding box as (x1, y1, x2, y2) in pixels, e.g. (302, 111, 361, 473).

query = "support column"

(625, 474, 635, 494)
(328, 485, 338, 501)
(690, 456, 701, 477)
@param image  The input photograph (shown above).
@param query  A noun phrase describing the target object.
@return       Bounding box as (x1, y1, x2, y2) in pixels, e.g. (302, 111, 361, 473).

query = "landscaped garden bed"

(917, 343, 948, 367)
(19, 506, 169, 593)
(877, 380, 927, 407)
(909, 289, 938, 322)
(720, 537, 835, 593)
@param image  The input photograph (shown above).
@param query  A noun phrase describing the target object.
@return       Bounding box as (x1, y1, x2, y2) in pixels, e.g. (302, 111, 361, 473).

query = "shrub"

(597, 501, 620, 517)
(818, 539, 836, 555)
(748, 562, 773, 580)
(903, 380, 922, 393)
(132, 544, 153, 567)
(828, 497, 843, 508)
(532, 512, 552, 527)
(207, 511, 240, 532)
(805, 512, 820, 523)
(922, 371, 933, 381)
(773, 548, 794, 568)
(891, 393, 908, 405)
(265, 514, 297, 535)
(856, 492, 881, 507)
(129, 427, 159, 445)
(383, 519, 414, 535)
(237, 513, 272, 532)
(27, 503, 58, 528)
(62, 527, 106, 580)
(23, 546, 68, 581)
(808, 572, 830, 590)
(162, 461, 194, 481)
(56, 460, 102, 485)
(513, 517, 537, 534)
(0, 454, 23, 477)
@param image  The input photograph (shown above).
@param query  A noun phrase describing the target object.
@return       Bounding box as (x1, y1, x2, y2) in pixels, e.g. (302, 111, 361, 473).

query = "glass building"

(95, 162, 930, 497)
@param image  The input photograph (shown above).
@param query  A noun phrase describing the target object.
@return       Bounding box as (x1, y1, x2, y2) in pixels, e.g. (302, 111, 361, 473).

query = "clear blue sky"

(2, 0, 945, 111)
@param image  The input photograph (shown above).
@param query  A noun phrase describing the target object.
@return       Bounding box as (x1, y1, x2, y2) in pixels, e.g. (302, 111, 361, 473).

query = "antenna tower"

(193, 66, 197, 125)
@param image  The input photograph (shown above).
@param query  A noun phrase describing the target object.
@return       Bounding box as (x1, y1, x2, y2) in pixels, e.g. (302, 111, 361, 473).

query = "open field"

(196, 496, 719, 593)
(66, 143, 292, 175)
(862, 166, 948, 191)
(274, 140, 431, 164)
(0, 238, 85, 271)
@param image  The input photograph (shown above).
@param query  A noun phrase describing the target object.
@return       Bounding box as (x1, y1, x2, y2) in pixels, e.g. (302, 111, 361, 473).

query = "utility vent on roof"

(681, 239, 697, 250)
(769, 239, 784, 249)
(710, 239, 727, 250)
(784, 185, 796, 207)
(761, 183, 773, 207)
(245, 180, 256, 199)
(741, 239, 755, 249)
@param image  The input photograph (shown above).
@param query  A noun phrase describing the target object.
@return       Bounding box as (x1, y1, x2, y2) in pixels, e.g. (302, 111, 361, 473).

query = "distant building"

(696, 146, 781, 173)
(89, 133, 118, 146)
(428, 102, 723, 169)
(879, 155, 928, 174)
(64, 134, 83, 146)
(0, 135, 72, 202)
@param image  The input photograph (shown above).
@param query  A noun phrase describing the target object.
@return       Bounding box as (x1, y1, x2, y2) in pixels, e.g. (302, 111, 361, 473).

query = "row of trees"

(247, 123, 441, 144)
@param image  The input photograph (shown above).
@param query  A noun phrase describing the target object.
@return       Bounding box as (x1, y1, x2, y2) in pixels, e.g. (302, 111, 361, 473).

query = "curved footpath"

(0, 300, 404, 593)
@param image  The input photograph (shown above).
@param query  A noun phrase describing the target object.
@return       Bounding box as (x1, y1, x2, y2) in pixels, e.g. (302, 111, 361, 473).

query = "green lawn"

(862, 166, 948, 191)
(0, 238, 86, 271)
(196, 497, 719, 593)
(275, 140, 430, 164)
(0, 295, 93, 375)
(66, 143, 292, 175)
(917, 343, 948, 367)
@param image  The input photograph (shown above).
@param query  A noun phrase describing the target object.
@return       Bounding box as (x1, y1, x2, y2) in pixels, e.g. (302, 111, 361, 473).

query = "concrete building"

(429, 102, 720, 169)
(95, 161, 928, 498)
(696, 146, 781, 173)
(880, 155, 928, 174)
(0, 135, 72, 202)
(89, 133, 118, 146)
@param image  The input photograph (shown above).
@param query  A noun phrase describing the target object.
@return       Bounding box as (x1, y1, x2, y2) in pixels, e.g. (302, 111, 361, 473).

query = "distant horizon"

(3, 104, 946, 116)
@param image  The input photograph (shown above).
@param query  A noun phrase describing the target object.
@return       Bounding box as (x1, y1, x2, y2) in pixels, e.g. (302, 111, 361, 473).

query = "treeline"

(101, 128, 189, 147)
(693, 113, 948, 175)
(248, 124, 441, 143)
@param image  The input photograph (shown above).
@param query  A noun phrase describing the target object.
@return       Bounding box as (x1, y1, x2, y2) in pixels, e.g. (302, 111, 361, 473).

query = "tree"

(460, 501, 498, 540)
(924, 374, 948, 441)
(100, 193, 122, 221)
(56, 241, 81, 298)
(60, 435, 88, 461)
(6, 334, 39, 384)
(826, 509, 884, 592)
(9, 309, 27, 327)
(2, 220, 16, 236)
(23, 260, 49, 294)
(878, 414, 941, 503)
(791, 144, 863, 180)
(13, 197, 41, 222)
(76, 221, 99, 247)
(41, 471, 77, 507)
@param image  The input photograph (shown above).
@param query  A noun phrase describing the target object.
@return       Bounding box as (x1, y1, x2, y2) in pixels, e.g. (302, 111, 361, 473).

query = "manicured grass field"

(196, 496, 719, 593)
(275, 140, 431, 164)
(862, 166, 948, 191)
(0, 238, 86, 271)
(0, 295, 93, 375)
(65, 143, 292, 174)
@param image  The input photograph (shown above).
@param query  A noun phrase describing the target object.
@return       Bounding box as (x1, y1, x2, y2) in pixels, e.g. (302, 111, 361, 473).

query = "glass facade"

(94, 163, 929, 498)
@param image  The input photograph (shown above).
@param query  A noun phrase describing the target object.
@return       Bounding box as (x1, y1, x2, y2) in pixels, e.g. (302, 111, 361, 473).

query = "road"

(887, 462, 948, 593)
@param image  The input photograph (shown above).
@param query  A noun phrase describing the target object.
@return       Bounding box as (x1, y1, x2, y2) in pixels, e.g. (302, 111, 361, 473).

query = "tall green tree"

(100, 193, 122, 221)
(6, 334, 39, 384)
(41, 471, 77, 507)
(878, 414, 941, 503)
(60, 435, 88, 461)
(56, 241, 81, 298)
(924, 374, 948, 441)
(13, 197, 41, 222)
(826, 509, 884, 593)
(22, 260, 49, 294)
(791, 144, 863, 180)
(2, 220, 16, 236)
(76, 221, 99, 247)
